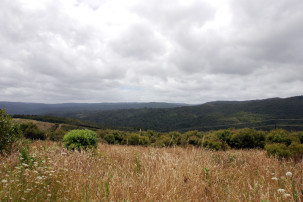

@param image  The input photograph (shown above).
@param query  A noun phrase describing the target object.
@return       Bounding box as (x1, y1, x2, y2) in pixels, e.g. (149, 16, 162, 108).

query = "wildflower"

(47, 194, 51, 197)
(278, 188, 285, 193)
(271, 177, 278, 181)
(283, 193, 291, 198)
(1, 179, 7, 183)
(286, 172, 292, 177)
(22, 163, 29, 167)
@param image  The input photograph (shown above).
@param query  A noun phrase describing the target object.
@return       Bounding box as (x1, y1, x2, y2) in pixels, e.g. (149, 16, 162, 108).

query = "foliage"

(20, 122, 46, 140)
(266, 129, 292, 146)
(45, 96, 303, 132)
(63, 129, 97, 150)
(0, 109, 20, 154)
(49, 130, 66, 141)
(230, 128, 266, 149)
(104, 134, 115, 144)
(122, 133, 140, 145)
(265, 143, 292, 158)
(202, 132, 230, 151)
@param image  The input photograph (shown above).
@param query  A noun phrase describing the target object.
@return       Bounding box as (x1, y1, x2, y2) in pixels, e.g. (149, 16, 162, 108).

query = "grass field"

(0, 141, 302, 201)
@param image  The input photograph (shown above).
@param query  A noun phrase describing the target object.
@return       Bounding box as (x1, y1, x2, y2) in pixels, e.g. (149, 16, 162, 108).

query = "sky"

(0, 0, 302, 104)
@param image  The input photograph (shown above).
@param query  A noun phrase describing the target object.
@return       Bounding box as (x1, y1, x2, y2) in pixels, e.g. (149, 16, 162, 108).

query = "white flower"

(283, 193, 291, 198)
(22, 163, 29, 167)
(271, 177, 278, 181)
(1, 179, 7, 183)
(286, 172, 292, 177)
(36, 176, 43, 180)
(278, 188, 285, 193)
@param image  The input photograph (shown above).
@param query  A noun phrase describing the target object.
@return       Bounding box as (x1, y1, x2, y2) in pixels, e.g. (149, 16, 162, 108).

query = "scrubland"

(1, 141, 302, 201)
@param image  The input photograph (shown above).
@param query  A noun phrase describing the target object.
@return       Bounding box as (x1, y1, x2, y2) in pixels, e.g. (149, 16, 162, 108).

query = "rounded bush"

(63, 129, 97, 150)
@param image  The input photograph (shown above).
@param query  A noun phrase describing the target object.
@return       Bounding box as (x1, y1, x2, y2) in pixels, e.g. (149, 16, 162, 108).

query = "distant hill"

(2, 96, 303, 132)
(0, 102, 188, 115)
(44, 96, 303, 132)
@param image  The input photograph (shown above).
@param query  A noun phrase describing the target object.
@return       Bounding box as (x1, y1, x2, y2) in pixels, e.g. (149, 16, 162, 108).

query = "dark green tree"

(0, 109, 20, 154)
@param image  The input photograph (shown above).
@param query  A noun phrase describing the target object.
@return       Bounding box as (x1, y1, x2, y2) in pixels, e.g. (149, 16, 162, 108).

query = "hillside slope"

(0, 102, 187, 115)
(48, 96, 303, 131)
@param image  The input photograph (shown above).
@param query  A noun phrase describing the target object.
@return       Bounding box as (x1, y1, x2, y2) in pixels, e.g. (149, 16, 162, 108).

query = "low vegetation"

(0, 109, 20, 155)
(0, 142, 302, 201)
(0, 109, 303, 200)
(63, 129, 98, 150)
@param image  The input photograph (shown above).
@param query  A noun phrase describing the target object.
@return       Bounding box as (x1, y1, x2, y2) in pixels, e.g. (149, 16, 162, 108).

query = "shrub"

(154, 135, 172, 147)
(265, 143, 291, 159)
(122, 133, 140, 145)
(139, 136, 150, 146)
(202, 132, 230, 151)
(63, 129, 97, 150)
(104, 134, 115, 144)
(288, 142, 303, 161)
(0, 109, 20, 154)
(203, 139, 230, 151)
(49, 129, 66, 141)
(216, 129, 234, 145)
(20, 122, 46, 140)
(230, 128, 260, 149)
(266, 129, 292, 146)
(188, 136, 201, 146)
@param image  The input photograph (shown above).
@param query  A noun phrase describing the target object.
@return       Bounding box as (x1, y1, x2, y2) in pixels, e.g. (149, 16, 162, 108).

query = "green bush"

(203, 139, 230, 151)
(104, 134, 115, 144)
(20, 122, 46, 140)
(265, 143, 291, 159)
(0, 109, 20, 154)
(154, 135, 172, 147)
(63, 129, 97, 150)
(230, 128, 266, 149)
(216, 129, 234, 145)
(49, 129, 66, 141)
(122, 133, 140, 145)
(139, 136, 150, 146)
(266, 129, 292, 146)
(288, 142, 303, 161)
(202, 132, 230, 151)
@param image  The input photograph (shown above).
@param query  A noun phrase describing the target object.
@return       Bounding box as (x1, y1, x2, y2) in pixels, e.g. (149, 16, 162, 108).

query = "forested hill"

(0, 102, 187, 115)
(47, 96, 303, 132)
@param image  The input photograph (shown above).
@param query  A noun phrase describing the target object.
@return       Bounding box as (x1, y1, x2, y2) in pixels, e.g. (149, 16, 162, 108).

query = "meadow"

(1, 141, 302, 201)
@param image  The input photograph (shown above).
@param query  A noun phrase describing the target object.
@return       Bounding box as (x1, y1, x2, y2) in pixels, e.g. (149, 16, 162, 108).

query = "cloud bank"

(0, 0, 302, 104)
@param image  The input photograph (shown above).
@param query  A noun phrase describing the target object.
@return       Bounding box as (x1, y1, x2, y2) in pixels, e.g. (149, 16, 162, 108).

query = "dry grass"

(13, 118, 56, 131)
(1, 141, 302, 201)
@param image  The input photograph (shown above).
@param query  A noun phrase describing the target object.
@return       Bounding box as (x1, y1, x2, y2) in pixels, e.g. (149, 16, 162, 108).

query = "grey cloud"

(134, 0, 215, 29)
(0, 0, 302, 104)
(110, 23, 166, 60)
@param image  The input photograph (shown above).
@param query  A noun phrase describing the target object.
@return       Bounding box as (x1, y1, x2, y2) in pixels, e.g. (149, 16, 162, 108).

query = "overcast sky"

(0, 0, 302, 104)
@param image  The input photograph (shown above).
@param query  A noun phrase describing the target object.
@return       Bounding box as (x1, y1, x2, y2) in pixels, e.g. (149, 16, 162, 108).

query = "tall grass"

(0, 141, 302, 201)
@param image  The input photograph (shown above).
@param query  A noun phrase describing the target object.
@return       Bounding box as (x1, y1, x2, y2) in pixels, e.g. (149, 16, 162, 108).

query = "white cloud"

(0, 0, 302, 104)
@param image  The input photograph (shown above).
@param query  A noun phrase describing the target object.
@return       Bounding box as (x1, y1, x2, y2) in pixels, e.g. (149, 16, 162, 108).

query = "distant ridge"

(0, 102, 188, 115)
(43, 95, 303, 132)
(2, 96, 303, 131)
